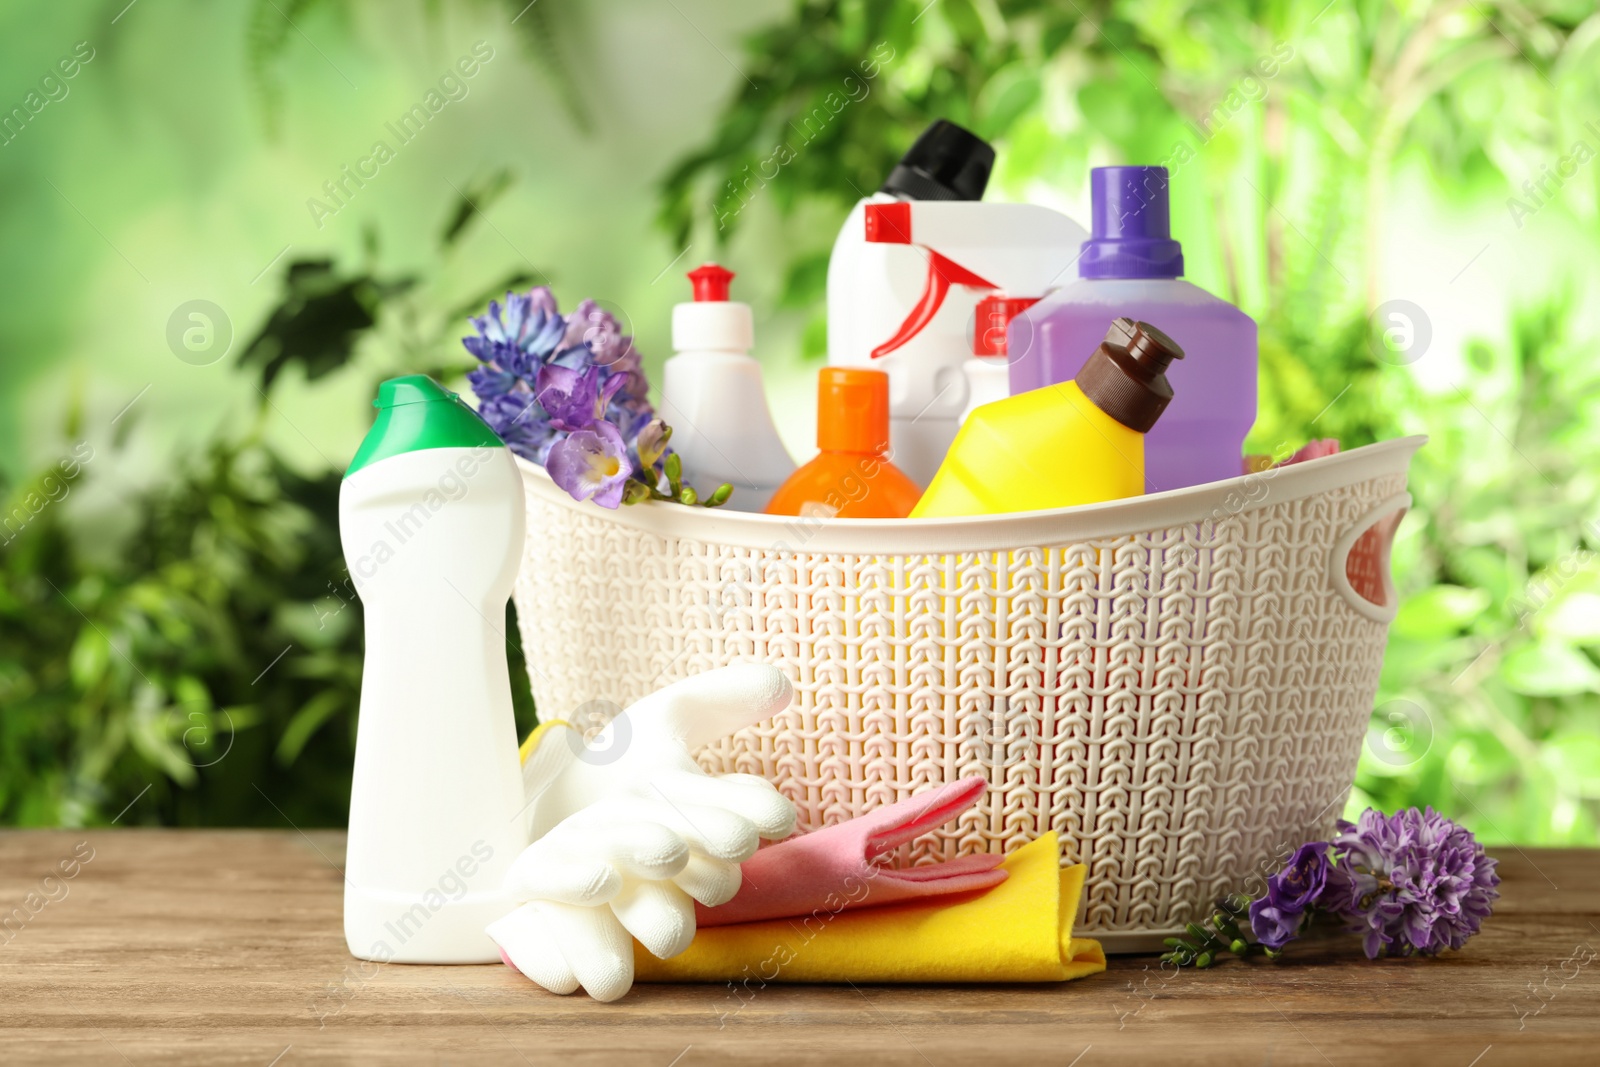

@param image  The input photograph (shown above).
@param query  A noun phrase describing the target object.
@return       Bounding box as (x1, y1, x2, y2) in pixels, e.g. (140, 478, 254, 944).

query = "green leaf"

(778, 251, 831, 310)
(975, 65, 1042, 140)
(1542, 733, 1600, 799)
(1444, 730, 1517, 785)
(508, 0, 594, 133)
(1393, 585, 1491, 640)
(238, 260, 417, 390)
(800, 312, 829, 362)
(440, 169, 516, 247)
(1536, 591, 1600, 644)
(1499, 640, 1600, 696)
(937, 0, 986, 45)
(69, 629, 111, 691)
(129, 701, 198, 788)
(276, 690, 346, 765)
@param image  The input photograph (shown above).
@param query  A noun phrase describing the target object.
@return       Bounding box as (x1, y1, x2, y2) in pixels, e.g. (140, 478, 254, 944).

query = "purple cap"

(1079, 166, 1184, 279)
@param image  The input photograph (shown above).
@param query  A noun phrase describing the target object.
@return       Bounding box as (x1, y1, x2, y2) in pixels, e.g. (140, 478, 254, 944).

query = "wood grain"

(1, 829, 1596, 1065)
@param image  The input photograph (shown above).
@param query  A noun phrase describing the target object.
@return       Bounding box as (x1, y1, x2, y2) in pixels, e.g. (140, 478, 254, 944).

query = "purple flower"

(546, 420, 632, 509)
(1247, 900, 1303, 950)
(463, 290, 568, 380)
(562, 299, 626, 366)
(1324, 807, 1500, 959)
(462, 287, 674, 508)
(562, 300, 650, 404)
(534, 364, 601, 433)
(475, 289, 562, 353)
(1271, 842, 1331, 911)
(467, 364, 518, 398)
(477, 391, 559, 465)
(525, 287, 560, 320)
(1247, 842, 1330, 949)
(633, 418, 669, 470)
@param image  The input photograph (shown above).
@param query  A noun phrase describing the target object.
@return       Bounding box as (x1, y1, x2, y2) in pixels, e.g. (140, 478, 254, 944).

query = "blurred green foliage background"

(2, 0, 1597, 842)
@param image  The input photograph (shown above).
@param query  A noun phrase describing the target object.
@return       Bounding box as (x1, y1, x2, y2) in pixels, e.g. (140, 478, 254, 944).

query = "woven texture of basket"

(512, 437, 1422, 949)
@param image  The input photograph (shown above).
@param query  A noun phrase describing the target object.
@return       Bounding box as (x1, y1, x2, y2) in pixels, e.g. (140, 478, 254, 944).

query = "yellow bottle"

(911, 318, 1184, 517)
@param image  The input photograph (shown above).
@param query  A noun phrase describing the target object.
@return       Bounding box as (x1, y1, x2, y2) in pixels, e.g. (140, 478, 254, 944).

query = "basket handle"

(1330, 492, 1410, 623)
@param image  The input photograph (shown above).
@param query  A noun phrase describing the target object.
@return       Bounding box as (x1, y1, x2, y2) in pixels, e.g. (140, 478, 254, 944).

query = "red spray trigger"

(870, 252, 995, 359)
(688, 263, 734, 301)
(864, 203, 996, 358)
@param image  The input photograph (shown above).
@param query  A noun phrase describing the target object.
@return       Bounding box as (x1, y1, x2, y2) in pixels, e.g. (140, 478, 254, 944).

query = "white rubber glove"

(488, 664, 797, 1002)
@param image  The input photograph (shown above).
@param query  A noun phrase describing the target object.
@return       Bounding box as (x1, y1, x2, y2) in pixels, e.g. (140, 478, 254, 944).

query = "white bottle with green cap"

(339, 375, 529, 964)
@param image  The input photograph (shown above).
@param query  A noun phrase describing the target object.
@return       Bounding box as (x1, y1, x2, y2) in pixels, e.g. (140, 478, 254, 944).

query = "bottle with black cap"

(910, 318, 1185, 518)
(878, 119, 994, 201)
(827, 121, 1091, 489)
(824, 120, 994, 480)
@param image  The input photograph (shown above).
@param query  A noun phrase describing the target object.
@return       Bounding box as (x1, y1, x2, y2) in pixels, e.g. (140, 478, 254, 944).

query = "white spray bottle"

(858, 197, 1088, 477)
(659, 263, 795, 513)
(339, 375, 528, 964)
(826, 120, 995, 487)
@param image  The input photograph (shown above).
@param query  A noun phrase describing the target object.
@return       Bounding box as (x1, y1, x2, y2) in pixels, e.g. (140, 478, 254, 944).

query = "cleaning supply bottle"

(660, 263, 794, 513)
(765, 368, 921, 519)
(961, 294, 1039, 423)
(827, 120, 998, 489)
(340, 375, 529, 964)
(852, 197, 1088, 486)
(911, 319, 1184, 518)
(1007, 166, 1256, 492)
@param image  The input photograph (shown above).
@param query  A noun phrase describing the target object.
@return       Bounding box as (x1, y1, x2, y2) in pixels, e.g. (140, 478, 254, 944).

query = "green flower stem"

(1161, 902, 1265, 969)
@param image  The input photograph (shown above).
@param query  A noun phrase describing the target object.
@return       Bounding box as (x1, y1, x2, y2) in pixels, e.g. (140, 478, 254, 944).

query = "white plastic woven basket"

(512, 436, 1423, 951)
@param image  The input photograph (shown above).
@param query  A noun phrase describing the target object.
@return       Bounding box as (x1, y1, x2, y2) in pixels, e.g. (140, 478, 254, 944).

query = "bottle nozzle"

(1116, 317, 1183, 375)
(1073, 318, 1185, 433)
(688, 263, 734, 302)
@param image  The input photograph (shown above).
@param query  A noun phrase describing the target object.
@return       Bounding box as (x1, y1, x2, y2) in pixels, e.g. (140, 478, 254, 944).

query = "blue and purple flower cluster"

(1249, 806, 1500, 958)
(464, 289, 667, 508)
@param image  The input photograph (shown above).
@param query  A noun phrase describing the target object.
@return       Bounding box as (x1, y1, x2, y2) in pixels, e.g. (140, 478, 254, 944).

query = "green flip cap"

(344, 374, 505, 479)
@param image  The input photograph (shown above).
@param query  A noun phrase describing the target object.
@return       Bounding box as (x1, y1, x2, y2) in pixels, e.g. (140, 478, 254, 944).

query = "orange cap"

(817, 367, 890, 454)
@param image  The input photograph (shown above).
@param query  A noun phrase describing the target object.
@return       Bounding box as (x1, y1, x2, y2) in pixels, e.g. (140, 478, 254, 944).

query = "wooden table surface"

(1, 830, 1597, 1065)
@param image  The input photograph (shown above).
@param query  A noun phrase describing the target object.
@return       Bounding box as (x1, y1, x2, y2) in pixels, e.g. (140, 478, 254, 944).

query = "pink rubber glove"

(697, 776, 1004, 927)
(1281, 439, 1340, 465)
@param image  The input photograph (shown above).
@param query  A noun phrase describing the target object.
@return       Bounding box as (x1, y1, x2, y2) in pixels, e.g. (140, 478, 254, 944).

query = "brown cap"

(1072, 317, 1184, 433)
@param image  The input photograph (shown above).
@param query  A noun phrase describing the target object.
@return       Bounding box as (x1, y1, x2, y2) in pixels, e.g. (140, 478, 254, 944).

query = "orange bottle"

(765, 368, 922, 519)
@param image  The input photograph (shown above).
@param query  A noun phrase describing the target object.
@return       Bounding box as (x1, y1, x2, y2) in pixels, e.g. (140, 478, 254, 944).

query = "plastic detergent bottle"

(852, 197, 1088, 487)
(911, 319, 1184, 518)
(961, 294, 1040, 423)
(340, 375, 528, 964)
(765, 368, 921, 519)
(659, 263, 794, 512)
(827, 120, 997, 489)
(1007, 166, 1256, 492)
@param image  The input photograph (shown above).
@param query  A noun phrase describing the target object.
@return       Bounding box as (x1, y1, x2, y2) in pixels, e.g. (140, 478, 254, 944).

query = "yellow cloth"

(518, 719, 567, 763)
(635, 832, 1105, 984)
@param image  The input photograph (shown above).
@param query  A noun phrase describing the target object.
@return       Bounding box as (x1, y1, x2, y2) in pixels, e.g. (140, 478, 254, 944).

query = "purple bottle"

(1008, 166, 1256, 492)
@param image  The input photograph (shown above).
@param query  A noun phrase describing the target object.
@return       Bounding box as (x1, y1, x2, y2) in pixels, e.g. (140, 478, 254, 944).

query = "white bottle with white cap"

(659, 263, 795, 513)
